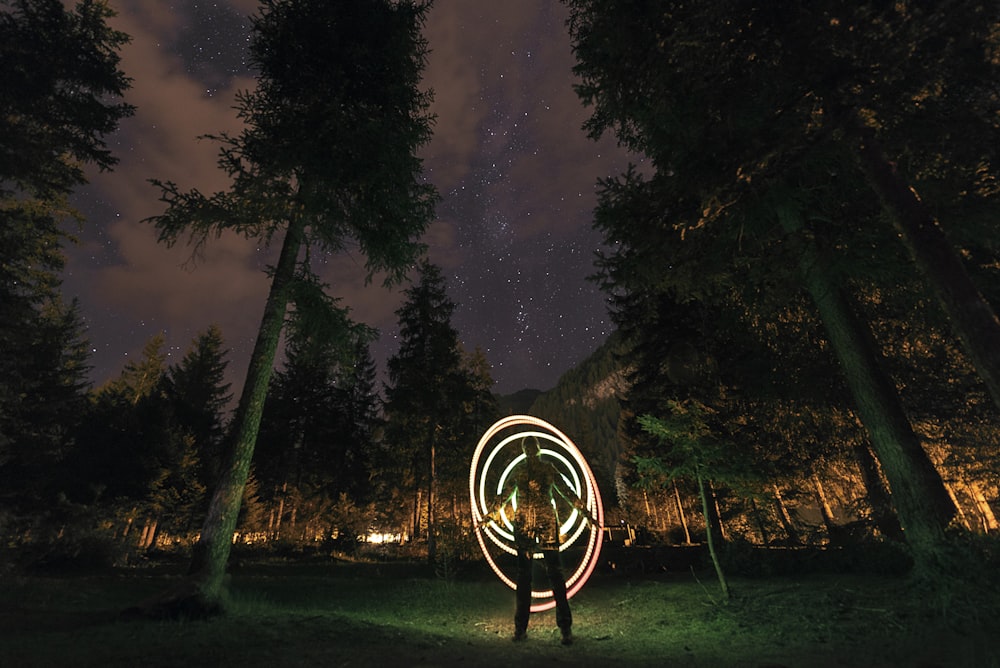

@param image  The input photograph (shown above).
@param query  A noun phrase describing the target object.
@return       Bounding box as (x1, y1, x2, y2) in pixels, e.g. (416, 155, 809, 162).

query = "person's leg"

(543, 549, 573, 644)
(514, 546, 532, 639)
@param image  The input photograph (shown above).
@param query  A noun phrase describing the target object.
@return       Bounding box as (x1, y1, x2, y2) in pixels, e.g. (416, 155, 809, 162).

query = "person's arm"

(483, 485, 517, 524)
(550, 470, 599, 527)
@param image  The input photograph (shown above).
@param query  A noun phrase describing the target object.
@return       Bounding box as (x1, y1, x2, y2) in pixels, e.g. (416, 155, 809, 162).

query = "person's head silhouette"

(521, 435, 542, 458)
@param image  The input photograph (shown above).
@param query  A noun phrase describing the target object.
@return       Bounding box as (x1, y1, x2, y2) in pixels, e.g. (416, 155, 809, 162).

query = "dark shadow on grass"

(0, 608, 119, 633)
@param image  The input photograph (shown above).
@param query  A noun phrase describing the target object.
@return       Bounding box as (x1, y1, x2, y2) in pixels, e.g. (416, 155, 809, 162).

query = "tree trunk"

(673, 480, 691, 544)
(121, 509, 136, 539)
(411, 487, 422, 541)
(813, 476, 841, 544)
(427, 435, 437, 564)
(944, 482, 973, 531)
(182, 217, 305, 609)
(772, 484, 802, 546)
(846, 115, 1000, 414)
(707, 481, 727, 543)
(969, 482, 1000, 532)
(749, 497, 771, 546)
(781, 209, 955, 572)
(696, 468, 729, 601)
(274, 482, 287, 540)
(852, 441, 904, 540)
(644, 489, 663, 530)
(148, 518, 161, 550)
(139, 518, 157, 550)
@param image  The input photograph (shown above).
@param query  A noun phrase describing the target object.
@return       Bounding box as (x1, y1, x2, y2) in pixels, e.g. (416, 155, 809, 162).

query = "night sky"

(64, 0, 635, 397)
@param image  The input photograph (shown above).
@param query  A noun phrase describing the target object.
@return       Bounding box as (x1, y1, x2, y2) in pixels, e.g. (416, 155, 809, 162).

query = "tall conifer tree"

(143, 0, 436, 612)
(385, 260, 464, 562)
(0, 0, 132, 510)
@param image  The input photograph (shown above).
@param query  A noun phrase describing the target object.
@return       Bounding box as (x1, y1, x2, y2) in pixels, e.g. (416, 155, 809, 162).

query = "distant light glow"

(470, 415, 604, 612)
(366, 532, 401, 544)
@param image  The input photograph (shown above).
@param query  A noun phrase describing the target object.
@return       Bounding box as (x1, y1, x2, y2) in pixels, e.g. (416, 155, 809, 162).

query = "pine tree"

(166, 326, 232, 493)
(255, 323, 381, 548)
(69, 334, 175, 504)
(1, 0, 133, 196)
(143, 0, 436, 612)
(384, 260, 466, 562)
(337, 338, 384, 503)
(0, 296, 91, 511)
(0, 0, 131, 516)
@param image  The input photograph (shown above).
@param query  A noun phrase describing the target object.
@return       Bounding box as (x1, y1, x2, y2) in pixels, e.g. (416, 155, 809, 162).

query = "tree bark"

(139, 518, 156, 550)
(969, 481, 1000, 532)
(696, 467, 729, 600)
(813, 476, 836, 528)
(274, 482, 287, 540)
(772, 484, 802, 546)
(749, 497, 771, 546)
(411, 486, 422, 541)
(852, 441, 904, 540)
(185, 216, 305, 605)
(673, 480, 692, 544)
(427, 435, 437, 564)
(707, 481, 727, 543)
(121, 508, 137, 539)
(943, 482, 973, 531)
(813, 476, 841, 544)
(781, 210, 955, 571)
(845, 116, 1000, 414)
(643, 489, 663, 530)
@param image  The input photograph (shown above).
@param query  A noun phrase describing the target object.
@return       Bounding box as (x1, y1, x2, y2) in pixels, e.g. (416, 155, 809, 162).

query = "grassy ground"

(1, 554, 998, 667)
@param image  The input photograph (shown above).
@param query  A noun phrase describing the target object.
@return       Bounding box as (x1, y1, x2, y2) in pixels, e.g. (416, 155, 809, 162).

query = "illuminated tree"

(637, 404, 752, 600)
(144, 0, 436, 612)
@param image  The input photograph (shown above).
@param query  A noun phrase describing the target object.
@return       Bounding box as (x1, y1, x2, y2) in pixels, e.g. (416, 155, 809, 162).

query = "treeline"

(0, 1, 500, 583)
(537, 332, 999, 559)
(6, 0, 1000, 592)
(0, 272, 498, 569)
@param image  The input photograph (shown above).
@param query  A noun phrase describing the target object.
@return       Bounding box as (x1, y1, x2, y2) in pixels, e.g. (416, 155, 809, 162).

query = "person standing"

(484, 435, 594, 644)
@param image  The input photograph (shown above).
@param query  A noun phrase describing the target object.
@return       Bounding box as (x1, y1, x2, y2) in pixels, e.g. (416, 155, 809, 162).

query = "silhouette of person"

(484, 435, 593, 644)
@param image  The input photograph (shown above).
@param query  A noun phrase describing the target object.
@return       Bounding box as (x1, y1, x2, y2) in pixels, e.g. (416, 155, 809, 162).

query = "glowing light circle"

(469, 415, 604, 613)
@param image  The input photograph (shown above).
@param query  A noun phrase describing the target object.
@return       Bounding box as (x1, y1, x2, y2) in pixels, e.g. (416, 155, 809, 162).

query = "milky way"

(64, 0, 635, 397)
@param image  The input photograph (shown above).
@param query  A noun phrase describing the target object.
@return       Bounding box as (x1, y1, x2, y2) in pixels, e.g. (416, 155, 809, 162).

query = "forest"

(3, 0, 1000, 650)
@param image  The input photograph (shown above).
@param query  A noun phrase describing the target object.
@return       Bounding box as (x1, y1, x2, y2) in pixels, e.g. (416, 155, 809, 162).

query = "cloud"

(69, 0, 633, 397)
(421, 3, 485, 189)
(74, 4, 267, 383)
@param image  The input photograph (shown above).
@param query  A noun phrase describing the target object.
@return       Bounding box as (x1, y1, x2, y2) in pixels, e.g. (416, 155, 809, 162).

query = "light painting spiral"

(469, 415, 604, 612)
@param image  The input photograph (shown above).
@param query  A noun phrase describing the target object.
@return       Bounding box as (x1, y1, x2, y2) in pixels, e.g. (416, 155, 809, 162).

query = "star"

(65, 0, 635, 397)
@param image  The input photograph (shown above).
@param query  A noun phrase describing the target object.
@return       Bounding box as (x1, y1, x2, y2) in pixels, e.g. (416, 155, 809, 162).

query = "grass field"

(2, 553, 998, 667)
